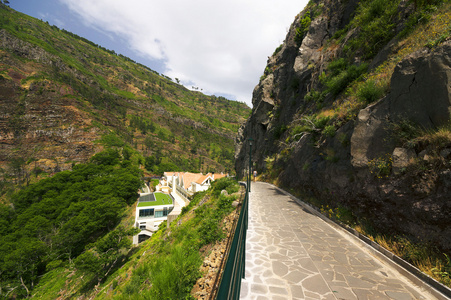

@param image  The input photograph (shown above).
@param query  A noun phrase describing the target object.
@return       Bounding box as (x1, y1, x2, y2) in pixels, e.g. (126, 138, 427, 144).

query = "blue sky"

(9, 0, 309, 106)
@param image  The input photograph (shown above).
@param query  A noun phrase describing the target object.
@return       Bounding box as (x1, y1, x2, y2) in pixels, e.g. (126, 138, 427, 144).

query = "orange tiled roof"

(213, 173, 227, 180)
(195, 173, 211, 185)
(167, 172, 228, 190)
(180, 172, 203, 190)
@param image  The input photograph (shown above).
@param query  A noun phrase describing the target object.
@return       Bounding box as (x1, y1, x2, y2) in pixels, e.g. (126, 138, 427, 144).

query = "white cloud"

(59, 0, 309, 106)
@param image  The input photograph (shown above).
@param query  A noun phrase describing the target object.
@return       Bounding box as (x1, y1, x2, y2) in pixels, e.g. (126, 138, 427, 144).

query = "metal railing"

(215, 182, 249, 300)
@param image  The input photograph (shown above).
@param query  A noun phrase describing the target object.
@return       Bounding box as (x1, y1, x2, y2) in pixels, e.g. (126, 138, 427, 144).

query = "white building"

(164, 172, 228, 197)
(133, 191, 174, 244)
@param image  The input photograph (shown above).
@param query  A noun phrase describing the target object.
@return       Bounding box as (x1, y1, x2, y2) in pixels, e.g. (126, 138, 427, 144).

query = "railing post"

(248, 138, 253, 193)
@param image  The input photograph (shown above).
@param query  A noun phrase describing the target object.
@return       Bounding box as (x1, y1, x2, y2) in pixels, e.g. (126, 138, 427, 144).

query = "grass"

(366, 231, 451, 287)
(344, 0, 401, 59)
(137, 192, 173, 207)
(325, 2, 451, 126)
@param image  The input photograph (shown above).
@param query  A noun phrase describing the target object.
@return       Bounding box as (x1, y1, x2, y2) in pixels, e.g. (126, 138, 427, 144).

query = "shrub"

(304, 90, 325, 104)
(324, 62, 368, 96)
(432, 254, 451, 286)
(274, 124, 288, 139)
(368, 154, 392, 178)
(294, 11, 312, 45)
(327, 58, 348, 76)
(212, 177, 238, 196)
(198, 216, 224, 245)
(323, 125, 336, 137)
(346, 0, 400, 59)
(390, 119, 421, 147)
(273, 44, 283, 55)
(313, 116, 330, 130)
(320, 205, 357, 226)
(356, 79, 385, 103)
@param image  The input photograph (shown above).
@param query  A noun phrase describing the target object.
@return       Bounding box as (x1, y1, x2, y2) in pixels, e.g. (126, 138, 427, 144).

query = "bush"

(273, 44, 283, 55)
(212, 177, 237, 195)
(323, 125, 336, 137)
(356, 79, 385, 103)
(294, 11, 312, 45)
(313, 116, 330, 130)
(345, 0, 400, 59)
(390, 119, 421, 147)
(148, 244, 202, 299)
(368, 154, 392, 178)
(324, 61, 368, 96)
(198, 216, 224, 245)
(304, 90, 325, 104)
(327, 58, 348, 76)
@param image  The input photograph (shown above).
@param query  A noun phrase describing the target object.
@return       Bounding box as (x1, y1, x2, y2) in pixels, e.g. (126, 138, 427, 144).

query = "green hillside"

(0, 3, 250, 198)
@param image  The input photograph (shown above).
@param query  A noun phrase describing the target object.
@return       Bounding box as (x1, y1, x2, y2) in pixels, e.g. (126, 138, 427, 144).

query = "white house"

(191, 173, 228, 193)
(163, 172, 228, 197)
(133, 191, 174, 244)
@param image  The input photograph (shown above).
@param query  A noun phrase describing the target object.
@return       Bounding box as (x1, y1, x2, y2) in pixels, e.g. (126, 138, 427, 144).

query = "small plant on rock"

(356, 79, 385, 103)
(368, 153, 392, 178)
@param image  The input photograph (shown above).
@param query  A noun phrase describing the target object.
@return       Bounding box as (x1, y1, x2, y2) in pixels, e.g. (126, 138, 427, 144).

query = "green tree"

(75, 226, 138, 283)
(144, 155, 157, 171)
(0, 150, 143, 294)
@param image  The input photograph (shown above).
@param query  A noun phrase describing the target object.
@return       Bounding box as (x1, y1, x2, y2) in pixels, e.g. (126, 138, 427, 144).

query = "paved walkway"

(240, 182, 442, 300)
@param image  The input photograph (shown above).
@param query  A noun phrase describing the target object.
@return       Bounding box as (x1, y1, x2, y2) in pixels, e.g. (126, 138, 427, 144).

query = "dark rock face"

(348, 41, 451, 250)
(389, 43, 451, 128)
(235, 1, 451, 251)
(352, 41, 451, 167)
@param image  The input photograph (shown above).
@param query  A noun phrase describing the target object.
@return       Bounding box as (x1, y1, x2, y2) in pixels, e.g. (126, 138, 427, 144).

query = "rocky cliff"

(235, 0, 451, 252)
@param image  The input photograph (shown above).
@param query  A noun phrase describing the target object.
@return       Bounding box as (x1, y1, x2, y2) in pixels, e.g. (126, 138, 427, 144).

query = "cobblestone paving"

(240, 182, 439, 300)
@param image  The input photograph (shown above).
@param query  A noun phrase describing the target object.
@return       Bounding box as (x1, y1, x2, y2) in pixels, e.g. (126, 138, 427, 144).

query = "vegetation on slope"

(284, 0, 451, 146)
(0, 3, 250, 201)
(0, 149, 142, 299)
(29, 178, 242, 299)
(263, 0, 451, 184)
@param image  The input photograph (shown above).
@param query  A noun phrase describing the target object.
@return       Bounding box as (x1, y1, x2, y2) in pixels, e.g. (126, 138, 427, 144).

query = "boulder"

(352, 40, 451, 168)
(389, 41, 451, 128)
(392, 147, 417, 174)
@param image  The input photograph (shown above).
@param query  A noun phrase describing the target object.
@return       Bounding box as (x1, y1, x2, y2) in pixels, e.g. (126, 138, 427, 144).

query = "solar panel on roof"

(139, 194, 156, 202)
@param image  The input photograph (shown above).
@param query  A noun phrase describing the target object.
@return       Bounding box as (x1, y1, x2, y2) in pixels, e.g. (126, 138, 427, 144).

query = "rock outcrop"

(235, 0, 451, 251)
(352, 42, 451, 168)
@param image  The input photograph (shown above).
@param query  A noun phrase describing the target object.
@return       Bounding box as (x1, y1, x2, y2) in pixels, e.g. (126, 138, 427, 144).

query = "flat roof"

(138, 192, 173, 207)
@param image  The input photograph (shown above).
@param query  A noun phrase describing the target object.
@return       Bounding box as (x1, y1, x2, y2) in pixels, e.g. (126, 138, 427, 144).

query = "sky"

(9, 0, 309, 107)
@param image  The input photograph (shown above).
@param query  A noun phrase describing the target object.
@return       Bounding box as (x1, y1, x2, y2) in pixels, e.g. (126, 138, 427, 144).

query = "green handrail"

(216, 182, 249, 299)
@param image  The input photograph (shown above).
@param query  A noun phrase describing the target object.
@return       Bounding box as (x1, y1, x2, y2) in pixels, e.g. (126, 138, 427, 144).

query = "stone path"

(240, 182, 442, 300)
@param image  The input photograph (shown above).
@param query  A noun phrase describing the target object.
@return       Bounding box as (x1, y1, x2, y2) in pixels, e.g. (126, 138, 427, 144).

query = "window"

(155, 210, 163, 218)
(139, 208, 154, 217)
(140, 224, 146, 230)
(163, 207, 171, 216)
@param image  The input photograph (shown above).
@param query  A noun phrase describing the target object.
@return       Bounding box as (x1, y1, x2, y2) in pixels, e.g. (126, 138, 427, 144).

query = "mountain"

(236, 0, 451, 255)
(0, 3, 250, 196)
